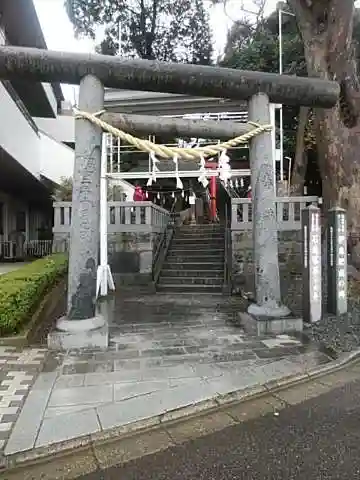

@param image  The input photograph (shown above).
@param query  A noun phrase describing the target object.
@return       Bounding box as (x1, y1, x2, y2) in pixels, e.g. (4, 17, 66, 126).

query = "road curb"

(2, 349, 360, 479)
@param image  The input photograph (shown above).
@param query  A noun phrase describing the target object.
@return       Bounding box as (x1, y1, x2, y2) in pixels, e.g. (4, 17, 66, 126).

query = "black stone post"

(327, 207, 347, 315)
(302, 205, 322, 323)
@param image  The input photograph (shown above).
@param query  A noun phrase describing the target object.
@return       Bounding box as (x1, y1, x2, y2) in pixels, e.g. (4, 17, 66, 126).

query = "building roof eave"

(0, 0, 63, 106)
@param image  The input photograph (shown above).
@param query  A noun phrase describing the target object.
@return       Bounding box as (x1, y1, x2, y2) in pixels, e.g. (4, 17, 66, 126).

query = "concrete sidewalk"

(0, 293, 334, 465)
(0, 262, 31, 276)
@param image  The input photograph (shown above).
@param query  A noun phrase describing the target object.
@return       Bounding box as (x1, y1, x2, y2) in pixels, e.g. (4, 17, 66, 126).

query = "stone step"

(177, 227, 224, 234)
(167, 253, 224, 262)
(162, 261, 224, 271)
(175, 234, 224, 241)
(176, 229, 224, 235)
(169, 247, 224, 256)
(170, 247, 224, 254)
(158, 276, 223, 286)
(156, 284, 223, 293)
(169, 246, 224, 253)
(173, 235, 224, 242)
(160, 269, 224, 278)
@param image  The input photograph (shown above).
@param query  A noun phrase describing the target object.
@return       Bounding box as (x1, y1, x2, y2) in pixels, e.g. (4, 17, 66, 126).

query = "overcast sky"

(33, 0, 279, 101)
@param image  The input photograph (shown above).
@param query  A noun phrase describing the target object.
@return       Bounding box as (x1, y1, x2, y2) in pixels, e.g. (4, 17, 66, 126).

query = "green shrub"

(0, 254, 68, 336)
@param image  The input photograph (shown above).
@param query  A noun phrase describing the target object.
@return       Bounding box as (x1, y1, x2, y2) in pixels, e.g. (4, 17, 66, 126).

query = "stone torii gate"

(0, 46, 339, 348)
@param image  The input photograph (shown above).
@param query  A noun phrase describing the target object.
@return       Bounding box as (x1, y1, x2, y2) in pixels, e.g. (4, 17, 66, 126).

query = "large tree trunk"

(291, 106, 310, 195)
(289, 0, 360, 241)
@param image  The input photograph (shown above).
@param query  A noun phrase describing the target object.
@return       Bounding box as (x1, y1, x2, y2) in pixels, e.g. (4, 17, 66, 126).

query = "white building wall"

(39, 131, 74, 184)
(0, 82, 75, 184)
(0, 82, 41, 178)
(41, 83, 58, 117)
(34, 115, 75, 144)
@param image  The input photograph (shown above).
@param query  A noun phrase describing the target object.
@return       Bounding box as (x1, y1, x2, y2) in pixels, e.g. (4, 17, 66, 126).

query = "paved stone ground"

(0, 347, 47, 451)
(81, 373, 360, 480)
(2, 293, 332, 457)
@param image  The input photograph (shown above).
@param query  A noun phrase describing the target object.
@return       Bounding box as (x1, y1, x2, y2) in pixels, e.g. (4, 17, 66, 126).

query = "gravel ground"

(301, 269, 360, 356)
(305, 296, 360, 356)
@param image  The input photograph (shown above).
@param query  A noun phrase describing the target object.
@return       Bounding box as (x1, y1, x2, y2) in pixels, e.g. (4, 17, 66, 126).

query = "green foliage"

(221, 5, 360, 160)
(52, 176, 73, 201)
(0, 254, 68, 336)
(65, 0, 213, 64)
(221, 11, 305, 159)
(53, 176, 123, 200)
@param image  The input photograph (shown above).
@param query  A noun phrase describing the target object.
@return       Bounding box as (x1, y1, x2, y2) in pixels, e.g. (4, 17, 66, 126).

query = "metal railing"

(152, 200, 177, 285)
(0, 240, 53, 260)
(231, 196, 319, 231)
(53, 201, 171, 234)
(25, 240, 53, 258)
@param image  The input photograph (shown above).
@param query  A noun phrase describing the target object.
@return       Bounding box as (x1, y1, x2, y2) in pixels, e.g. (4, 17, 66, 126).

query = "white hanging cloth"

(147, 152, 159, 186)
(173, 155, 183, 190)
(218, 150, 232, 185)
(197, 156, 209, 188)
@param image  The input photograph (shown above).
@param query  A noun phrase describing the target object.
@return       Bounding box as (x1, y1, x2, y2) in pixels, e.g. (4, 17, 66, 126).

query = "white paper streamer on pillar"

(96, 133, 115, 298)
(147, 152, 159, 186)
(173, 155, 183, 189)
(218, 150, 232, 184)
(197, 156, 209, 188)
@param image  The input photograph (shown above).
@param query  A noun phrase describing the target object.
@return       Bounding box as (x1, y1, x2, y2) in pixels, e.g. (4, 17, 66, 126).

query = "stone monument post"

(301, 204, 322, 323)
(49, 75, 107, 349)
(247, 93, 290, 317)
(327, 207, 347, 315)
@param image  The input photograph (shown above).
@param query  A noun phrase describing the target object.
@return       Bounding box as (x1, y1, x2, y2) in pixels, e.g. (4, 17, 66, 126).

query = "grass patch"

(0, 254, 68, 336)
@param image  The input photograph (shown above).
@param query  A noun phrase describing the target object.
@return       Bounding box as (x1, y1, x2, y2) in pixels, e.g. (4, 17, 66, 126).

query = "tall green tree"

(65, 0, 213, 64)
(221, 9, 312, 193)
(287, 0, 360, 264)
(214, 0, 360, 260)
(220, 2, 360, 197)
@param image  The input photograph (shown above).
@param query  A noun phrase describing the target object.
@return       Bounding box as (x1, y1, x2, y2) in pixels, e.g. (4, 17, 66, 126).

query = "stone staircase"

(156, 224, 225, 293)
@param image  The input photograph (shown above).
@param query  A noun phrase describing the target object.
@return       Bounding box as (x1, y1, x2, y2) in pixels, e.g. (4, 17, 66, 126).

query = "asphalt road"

(80, 378, 360, 480)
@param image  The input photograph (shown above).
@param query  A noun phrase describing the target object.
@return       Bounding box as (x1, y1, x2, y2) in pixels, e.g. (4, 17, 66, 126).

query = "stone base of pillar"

(255, 316, 303, 336)
(47, 315, 108, 350)
(56, 314, 106, 332)
(247, 302, 291, 318)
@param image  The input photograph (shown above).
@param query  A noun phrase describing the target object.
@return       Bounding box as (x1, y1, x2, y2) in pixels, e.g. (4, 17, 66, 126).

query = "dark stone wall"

(53, 231, 160, 286)
(231, 230, 303, 313)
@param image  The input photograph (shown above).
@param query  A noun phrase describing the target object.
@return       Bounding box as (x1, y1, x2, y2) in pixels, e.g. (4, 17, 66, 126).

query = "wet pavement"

(2, 292, 333, 457)
(80, 371, 360, 480)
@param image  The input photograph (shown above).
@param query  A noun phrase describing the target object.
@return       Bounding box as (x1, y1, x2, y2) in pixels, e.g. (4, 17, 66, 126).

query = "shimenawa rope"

(74, 108, 272, 161)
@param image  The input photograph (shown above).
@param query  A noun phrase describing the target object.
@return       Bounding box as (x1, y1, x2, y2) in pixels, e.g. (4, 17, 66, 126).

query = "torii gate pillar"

(247, 93, 290, 318)
(48, 75, 108, 349)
